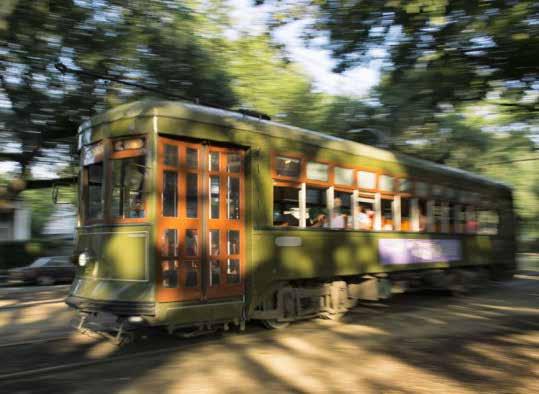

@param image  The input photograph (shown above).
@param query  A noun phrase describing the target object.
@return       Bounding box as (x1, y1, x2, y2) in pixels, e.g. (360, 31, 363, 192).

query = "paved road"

(0, 272, 537, 394)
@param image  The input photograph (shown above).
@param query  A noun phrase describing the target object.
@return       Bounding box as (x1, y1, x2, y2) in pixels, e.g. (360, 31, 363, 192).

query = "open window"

(381, 198, 394, 231)
(306, 186, 327, 227)
(401, 197, 412, 231)
(357, 196, 375, 231)
(334, 191, 352, 229)
(273, 185, 300, 227)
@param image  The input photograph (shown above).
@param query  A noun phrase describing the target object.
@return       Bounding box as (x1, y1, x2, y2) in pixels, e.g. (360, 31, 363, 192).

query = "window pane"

(478, 210, 498, 235)
(228, 230, 240, 255)
(209, 152, 220, 172)
(227, 153, 241, 173)
(87, 163, 103, 219)
(416, 182, 428, 197)
(357, 200, 375, 230)
(187, 148, 198, 169)
(273, 186, 300, 226)
(186, 173, 198, 218)
(399, 179, 412, 193)
(432, 185, 444, 197)
(210, 176, 220, 218)
(358, 171, 376, 189)
(335, 167, 353, 185)
(379, 175, 394, 192)
(112, 157, 146, 218)
(334, 191, 352, 229)
(163, 171, 178, 217)
(381, 199, 394, 230)
(306, 162, 328, 182)
(227, 177, 240, 219)
(185, 230, 198, 256)
(164, 144, 178, 167)
(210, 260, 221, 287)
(184, 261, 198, 288)
(401, 198, 411, 220)
(111, 160, 122, 217)
(124, 156, 146, 218)
(227, 259, 240, 284)
(162, 261, 179, 288)
(275, 156, 300, 178)
(209, 230, 219, 256)
(164, 229, 177, 257)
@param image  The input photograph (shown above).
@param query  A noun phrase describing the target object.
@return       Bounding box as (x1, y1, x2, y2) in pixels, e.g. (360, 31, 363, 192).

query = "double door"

(156, 137, 244, 302)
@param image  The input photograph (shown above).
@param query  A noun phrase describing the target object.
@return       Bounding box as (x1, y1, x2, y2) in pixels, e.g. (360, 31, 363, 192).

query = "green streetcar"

(66, 99, 516, 339)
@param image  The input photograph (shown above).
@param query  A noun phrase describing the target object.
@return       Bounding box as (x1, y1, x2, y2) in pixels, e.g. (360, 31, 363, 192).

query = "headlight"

(78, 252, 91, 267)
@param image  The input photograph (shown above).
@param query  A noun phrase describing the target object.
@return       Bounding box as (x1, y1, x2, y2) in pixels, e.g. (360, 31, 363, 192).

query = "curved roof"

(79, 99, 510, 190)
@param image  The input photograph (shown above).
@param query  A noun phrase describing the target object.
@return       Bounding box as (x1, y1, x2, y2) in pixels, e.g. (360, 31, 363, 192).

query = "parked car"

(8, 256, 76, 285)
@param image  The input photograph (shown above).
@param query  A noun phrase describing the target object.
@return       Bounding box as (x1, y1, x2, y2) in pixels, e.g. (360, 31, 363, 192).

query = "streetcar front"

(66, 117, 157, 328)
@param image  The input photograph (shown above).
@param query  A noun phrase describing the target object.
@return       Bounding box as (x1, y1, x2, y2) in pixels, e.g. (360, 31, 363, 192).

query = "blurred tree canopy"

(314, 0, 538, 132)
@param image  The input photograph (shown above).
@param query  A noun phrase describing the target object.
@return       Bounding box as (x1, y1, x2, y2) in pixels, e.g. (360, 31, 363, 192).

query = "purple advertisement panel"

(379, 239, 462, 265)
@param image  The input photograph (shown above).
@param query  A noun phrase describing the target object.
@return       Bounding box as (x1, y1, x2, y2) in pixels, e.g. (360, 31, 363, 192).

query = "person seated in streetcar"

(308, 207, 327, 228)
(329, 198, 346, 229)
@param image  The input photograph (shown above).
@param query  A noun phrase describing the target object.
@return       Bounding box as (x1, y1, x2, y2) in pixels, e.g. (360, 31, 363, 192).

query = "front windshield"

(112, 156, 146, 218)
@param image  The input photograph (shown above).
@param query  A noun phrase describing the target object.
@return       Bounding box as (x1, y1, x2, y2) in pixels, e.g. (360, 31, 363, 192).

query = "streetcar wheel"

(262, 319, 290, 330)
(36, 276, 55, 286)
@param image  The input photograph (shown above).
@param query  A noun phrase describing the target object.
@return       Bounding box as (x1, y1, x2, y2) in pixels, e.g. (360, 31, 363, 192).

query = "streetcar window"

(184, 261, 198, 288)
(227, 259, 240, 284)
(381, 199, 394, 231)
(334, 167, 354, 186)
(307, 187, 327, 227)
(186, 173, 198, 218)
(357, 199, 375, 231)
(418, 199, 428, 232)
(433, 201, 443, 232)
(86, 163, 104, 220)
(466, 206, 478, 234)
(209, 230, 219, 256)
(380, 175, 394, 193)
(334, 191, 352, 228)
(448, 203, 456, 233)
(187, 148, 198, 169)
(416, 182, 429, 198)
(275, 156, 301, 178)
(210, 176, 220, 219)
(227, 177, 240, 219)
(358, 171, 376, 189)
(111, 156, 146, 218)
(401, 198, 411, 231)
(307, 162, 329, 182)
(273, 186, 300, 227)
(163, 171, 178, 217)
(399, 179, 412, 194)
(478, 210, 499, 235)
(185, 229, 198, 256)
(227, 153, 241, 173)
(209, 152, 220, 172)
(457, 206, 466, 233)
(164, 144, 178, 167)
(164, 229, 178, 257)
(210, 260, 221, 287)
(228, 230, 240, 255)
(162, 261, 179, 288)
